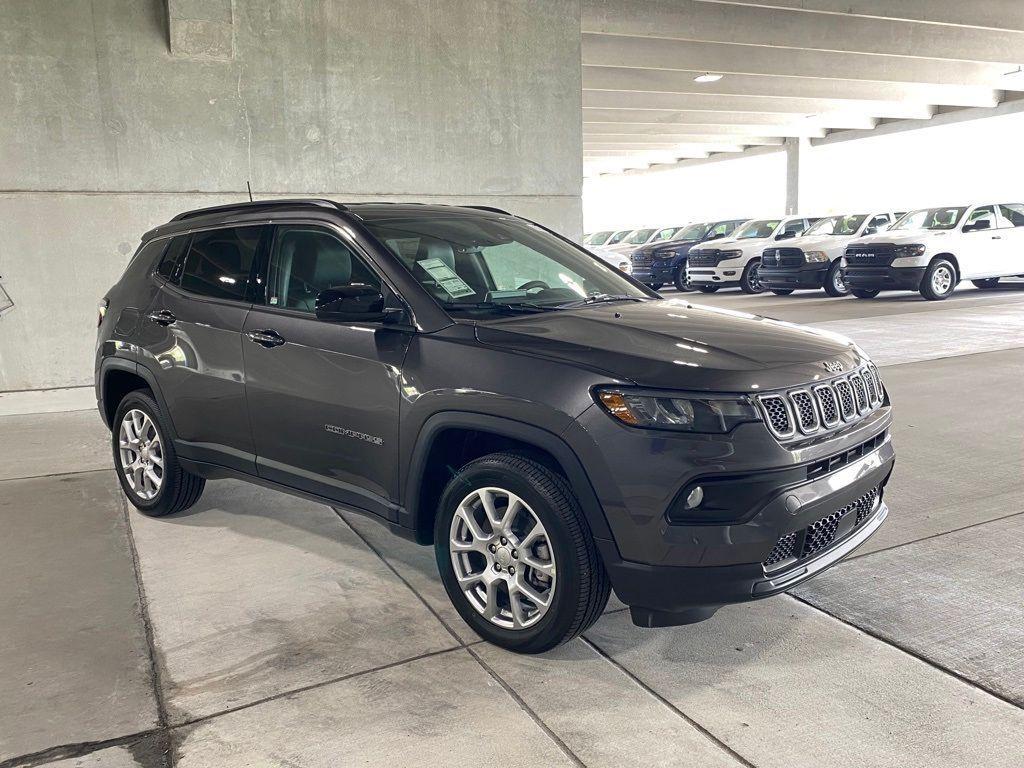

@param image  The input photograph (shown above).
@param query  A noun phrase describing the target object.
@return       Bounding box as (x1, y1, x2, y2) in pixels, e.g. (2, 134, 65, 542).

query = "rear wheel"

(672, 265, 691, 292)
(740, 260, 765, 294)
(647, 283, 664, 291)
(697, 285, 719, 293)
(435, 453, 610, 653)
(972, 278, 1000, 290)
(823, 260, 849, 297)
(771, 289, 794, 296)
(920, 259, 957, 300)
(851, 289, 880, 299)
(112, 390, 205, 517)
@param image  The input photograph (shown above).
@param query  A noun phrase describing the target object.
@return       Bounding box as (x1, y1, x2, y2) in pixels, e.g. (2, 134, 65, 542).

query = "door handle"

(146, 310, 176, 326)
(992, 235, 1003, 240)
(246, 329, 286, 348)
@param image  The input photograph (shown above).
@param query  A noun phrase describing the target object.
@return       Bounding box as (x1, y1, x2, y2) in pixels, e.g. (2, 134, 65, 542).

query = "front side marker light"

(97, 298, 109, 327)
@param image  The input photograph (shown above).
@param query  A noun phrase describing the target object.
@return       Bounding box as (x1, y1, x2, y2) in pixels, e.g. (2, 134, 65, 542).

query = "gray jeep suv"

(96, 199, 894, 653)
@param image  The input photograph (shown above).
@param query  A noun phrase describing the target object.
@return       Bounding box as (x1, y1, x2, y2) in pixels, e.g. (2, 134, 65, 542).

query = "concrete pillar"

(785, 137, 810, 215)
(168, 0, 235, 60)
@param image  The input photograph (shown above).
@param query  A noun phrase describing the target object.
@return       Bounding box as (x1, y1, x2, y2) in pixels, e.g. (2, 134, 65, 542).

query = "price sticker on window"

(418, 258, 475, 298)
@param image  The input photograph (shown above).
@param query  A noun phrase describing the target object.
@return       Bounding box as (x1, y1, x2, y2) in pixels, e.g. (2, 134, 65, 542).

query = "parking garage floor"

(2, 286, 1023, 768)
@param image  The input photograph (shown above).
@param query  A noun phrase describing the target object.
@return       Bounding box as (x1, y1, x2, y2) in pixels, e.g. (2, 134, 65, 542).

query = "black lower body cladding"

(843, 265, 926, 291)
(759, 264, 829, 290)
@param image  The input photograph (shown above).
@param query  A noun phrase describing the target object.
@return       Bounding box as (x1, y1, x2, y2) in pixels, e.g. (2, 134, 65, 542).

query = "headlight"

(594, 387, 761, 434)
(894, 244, 926, 258)
(804, 251, 829, 263)
(721, 249, 743, 260)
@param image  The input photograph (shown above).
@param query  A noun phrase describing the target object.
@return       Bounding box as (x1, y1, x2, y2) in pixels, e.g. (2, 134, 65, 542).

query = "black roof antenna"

(246, 180, 254, 203)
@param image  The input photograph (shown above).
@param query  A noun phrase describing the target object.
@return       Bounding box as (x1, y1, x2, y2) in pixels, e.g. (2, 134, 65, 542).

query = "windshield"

(361, 214, 650, 319)
(805, 214, 868, 236)
(891, 207, 968, 231)
(674, 223, 710, 241)
(584, 231, 613, 245)
(606, 230, 630, 245)
(735, 220, 781, 239)
(625, 228, 656, 244)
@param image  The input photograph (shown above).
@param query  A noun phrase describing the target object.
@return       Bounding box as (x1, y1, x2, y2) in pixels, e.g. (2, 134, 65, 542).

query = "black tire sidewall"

(852, 289, 880, 299)
(921, 259, 956, 300)
(673, 265, 690, 291)
(699, 285, 719, 293)
(771, 289, 794, 296)
(112, 391, 179, 515)
(740, 260, 764, 293)
(824, 260, 849, 296)
(434, 458, 587, 652)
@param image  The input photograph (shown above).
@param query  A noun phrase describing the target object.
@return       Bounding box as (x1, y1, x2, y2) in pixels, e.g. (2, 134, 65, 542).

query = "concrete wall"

(0, 0, 583, 392)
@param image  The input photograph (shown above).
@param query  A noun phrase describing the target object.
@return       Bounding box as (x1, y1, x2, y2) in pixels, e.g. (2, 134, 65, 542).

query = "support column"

(784, 137, 809, 215)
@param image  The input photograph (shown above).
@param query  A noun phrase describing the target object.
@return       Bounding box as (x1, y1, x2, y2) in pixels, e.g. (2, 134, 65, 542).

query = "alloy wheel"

(449, 487, 556, 630)
(931, 264, 953, 295)
(833, 269, 846, 294)
(118, 409, 164, 500)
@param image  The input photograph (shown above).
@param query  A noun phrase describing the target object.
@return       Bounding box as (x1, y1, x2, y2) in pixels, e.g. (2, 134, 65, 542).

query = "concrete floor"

(2, 285, 1023, 767)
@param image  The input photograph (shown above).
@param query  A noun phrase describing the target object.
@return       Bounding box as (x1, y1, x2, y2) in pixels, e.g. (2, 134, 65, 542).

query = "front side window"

(863, 214, 891, 234)
(891, 207, 967, 231)
(999, 204, 1024, 227)
(964, 206, 996, 231)
(675, 223, 710, 241)
(265, 227, 380, 312)
(708, 221, 740, 238)
(585, 231, 614, 245)
(651, 227, 681, 242)
(625, 228, 656, 245)
(736, 220, 781, 239)
(362, 214, 649, 319)
(606, 230, 630, 245)
(178, 227, 262, 300)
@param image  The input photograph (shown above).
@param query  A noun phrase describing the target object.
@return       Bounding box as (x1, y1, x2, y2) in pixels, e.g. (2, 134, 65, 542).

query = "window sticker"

(418, 257, 475, 298)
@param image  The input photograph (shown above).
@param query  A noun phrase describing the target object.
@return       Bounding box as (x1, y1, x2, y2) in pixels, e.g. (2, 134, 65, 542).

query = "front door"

(138, 226, 265, 474)
(242, 224, 411, 517)
(960, 205, 1000, 278)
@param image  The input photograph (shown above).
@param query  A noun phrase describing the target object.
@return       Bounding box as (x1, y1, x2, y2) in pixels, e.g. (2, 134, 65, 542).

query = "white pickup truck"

(842, 203, 1024, 300)
(686, 216, 816, 293)
(759, 212, 900, 297)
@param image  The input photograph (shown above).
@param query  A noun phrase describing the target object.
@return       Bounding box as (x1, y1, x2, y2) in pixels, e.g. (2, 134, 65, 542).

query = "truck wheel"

(740, 260, 765, 294)
(920, 259, 957, 300)
(851, 289, 880, 299)
(435, 452, 610, 653)
(697, 285, 719, 293)
(823, 261, 849, 297)
(972, 278, 1000, 290)
(112, 390, 205, 517)
(673, 265, 691, 292)
(647, 283, 664, 291)
(771, 289, 794, 296)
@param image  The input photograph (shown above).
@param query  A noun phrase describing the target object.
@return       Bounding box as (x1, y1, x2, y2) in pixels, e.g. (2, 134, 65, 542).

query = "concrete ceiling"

(582, 0, 1024, 176)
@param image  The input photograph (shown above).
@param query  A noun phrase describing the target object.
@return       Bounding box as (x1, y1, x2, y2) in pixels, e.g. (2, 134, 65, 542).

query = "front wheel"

(112, 390, 205, 517)
(823, 260, 849, 297)
(697, 285, 719, 293)
(672, 265, 691, 292)
(851, 289, 880, 299)
(740, 260, 765, 294)
(647, 283, 664, 291)
(920, 259, 957, 300)
(435, 453, 610, 653)
(972, 278, 1000, 290)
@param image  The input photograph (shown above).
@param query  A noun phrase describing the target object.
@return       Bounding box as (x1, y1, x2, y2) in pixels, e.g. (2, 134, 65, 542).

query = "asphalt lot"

(2, 283, 1023, 767)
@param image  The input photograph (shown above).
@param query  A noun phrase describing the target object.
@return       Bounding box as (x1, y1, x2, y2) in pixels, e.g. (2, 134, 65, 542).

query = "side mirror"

(315, 284, 385, 322)
(706, 232, 723, 240)
(964, 219, 991, 232)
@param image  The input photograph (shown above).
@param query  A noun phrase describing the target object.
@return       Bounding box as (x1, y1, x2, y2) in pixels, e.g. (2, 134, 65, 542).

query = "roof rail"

(170, 198, 347, 222)
(463, 205, 512, 216)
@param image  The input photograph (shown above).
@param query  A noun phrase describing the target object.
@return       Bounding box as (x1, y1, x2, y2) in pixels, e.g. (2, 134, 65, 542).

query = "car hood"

(640, 238, 701, 258)
(851, 229, 946, 246)
(474, 298, 865, 392)
(779, 234, 855, 251)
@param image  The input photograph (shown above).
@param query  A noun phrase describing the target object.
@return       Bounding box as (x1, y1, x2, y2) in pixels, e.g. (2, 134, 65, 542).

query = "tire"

(647, 283, 664, 291)
(112, 390, 205, 517)
(920, 259, 957, 301)
(434, 452, 610, 653)
(771, 289, 794, 296)
(972, 278, 1000, 290)
(739, 260, 765, 294)
(672, 265, 691, 292)
(851, 289, 880, 299)
(823, 260, 849, 297)
(697, 285, 719, 293)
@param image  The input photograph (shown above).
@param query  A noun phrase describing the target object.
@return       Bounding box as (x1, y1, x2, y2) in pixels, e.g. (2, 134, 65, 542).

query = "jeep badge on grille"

(823, 360, 843, 373)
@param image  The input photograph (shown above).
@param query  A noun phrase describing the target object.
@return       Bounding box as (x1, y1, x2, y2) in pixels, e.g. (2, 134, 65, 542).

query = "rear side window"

(999, 204, 1024, 227)
(178, 227, 262, 301)
(155, 235, 189, 280)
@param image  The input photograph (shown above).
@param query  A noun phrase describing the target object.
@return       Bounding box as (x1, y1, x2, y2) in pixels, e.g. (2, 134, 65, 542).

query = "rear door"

(995, 204, 1024, 278)
(241, 223, 411, 516)
(138, 225, 266, 473)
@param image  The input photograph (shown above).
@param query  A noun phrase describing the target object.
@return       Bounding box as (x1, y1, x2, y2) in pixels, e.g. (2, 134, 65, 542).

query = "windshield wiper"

(441, 301, 560, 314)
(553, 293, 646, 309)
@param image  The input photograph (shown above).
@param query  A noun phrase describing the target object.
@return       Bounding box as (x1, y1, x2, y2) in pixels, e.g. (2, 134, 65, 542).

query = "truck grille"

(631, 252, 652, 267)
(688, 249, 722, 267)
(762, 247, 803, 268)
(762, 486, 881, 571)
(844, 244, 896, 266)
(756, 365, 884, 441)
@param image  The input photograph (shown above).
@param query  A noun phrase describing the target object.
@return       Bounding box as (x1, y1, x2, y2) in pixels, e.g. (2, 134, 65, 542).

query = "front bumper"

(688, 264, 743, 286)
(759, 264, 828, 290)
(843, 265, 925, 291)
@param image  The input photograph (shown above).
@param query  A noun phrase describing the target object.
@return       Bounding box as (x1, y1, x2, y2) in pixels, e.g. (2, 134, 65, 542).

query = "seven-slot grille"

(756, 365, 884, 441)
(762, 486, 881, 570)
(688, 249, 722, 267)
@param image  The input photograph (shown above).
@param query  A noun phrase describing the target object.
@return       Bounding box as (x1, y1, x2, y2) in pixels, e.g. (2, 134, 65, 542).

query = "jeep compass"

(96, 199, 894, 653)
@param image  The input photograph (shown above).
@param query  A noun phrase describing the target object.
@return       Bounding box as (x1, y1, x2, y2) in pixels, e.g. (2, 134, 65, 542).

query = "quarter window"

(178, 227, 262, 300)
(266, 227, 381, 313)
(998, 204, 1024, 227)
(156, 235, 189, 280)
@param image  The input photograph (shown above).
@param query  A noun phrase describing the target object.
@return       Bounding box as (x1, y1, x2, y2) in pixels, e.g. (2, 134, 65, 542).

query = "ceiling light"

(694, 72, 723, 83)
(1001, 66, 1024, 88)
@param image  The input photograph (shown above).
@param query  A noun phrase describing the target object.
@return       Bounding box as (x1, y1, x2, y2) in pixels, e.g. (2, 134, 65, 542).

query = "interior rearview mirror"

(315, 284, 386, 322)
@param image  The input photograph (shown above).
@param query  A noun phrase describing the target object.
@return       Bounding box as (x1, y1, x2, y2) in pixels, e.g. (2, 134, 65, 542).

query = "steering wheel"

(517, 280, 550, 292)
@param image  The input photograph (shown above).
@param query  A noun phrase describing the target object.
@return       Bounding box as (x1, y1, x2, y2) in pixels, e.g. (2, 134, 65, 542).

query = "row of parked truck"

(584, 203, 1024, 301)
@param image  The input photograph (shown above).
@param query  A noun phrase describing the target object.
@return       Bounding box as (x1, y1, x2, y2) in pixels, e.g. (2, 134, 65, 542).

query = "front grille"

(631, 252, 652, 267)
(844, 244, 896, 267)
(688, 249, 721, 267)
(762, 486, 881, 571)
(806, 430, 887, 480)
(756, 365, 885, 442)
(762, 247, 803, 268)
